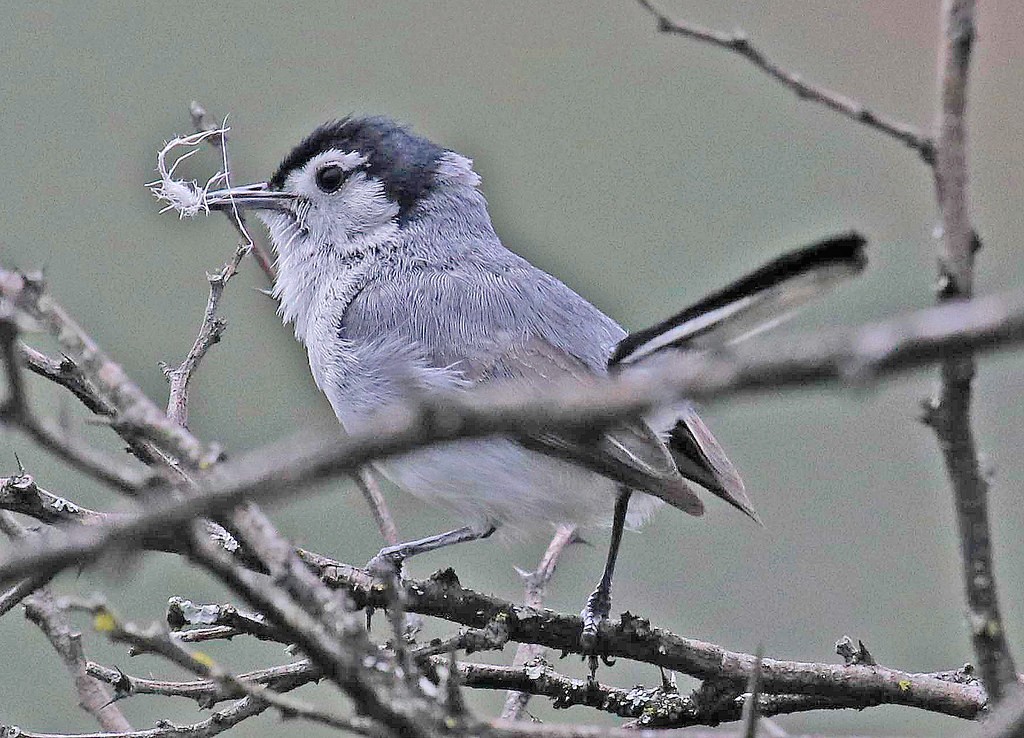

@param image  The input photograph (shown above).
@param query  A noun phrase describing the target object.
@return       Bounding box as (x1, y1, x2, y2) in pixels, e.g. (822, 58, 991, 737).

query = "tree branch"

(923, 0, 1019, 703)
(0, 482, 989, 724)
(0, 476, 987, 721)
(501, 524, 578, 720)
(0, 513, 130, 732)
(353, 467, 400, 546)
(67, 597, 364, 735)
(163, 242, 246, 428)
(0, 271, 218, 470)
(633, 0, 934, 162)
(4, 286, 1024, 593)
(0, 313, 155, 493)
(23, 590, 132, 733)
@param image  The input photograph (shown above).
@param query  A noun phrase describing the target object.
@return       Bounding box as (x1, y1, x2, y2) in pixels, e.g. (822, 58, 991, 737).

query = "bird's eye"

(315, 164, 345, 193)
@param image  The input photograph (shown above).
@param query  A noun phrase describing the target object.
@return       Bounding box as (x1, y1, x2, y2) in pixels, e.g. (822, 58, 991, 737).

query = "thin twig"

(0, 310, 154, 492)
(741, 648, 764, 738)
(20, 344, 175, 471)
(0, 513, 131, 732)
(354, 467, 400, 546)
(633, 0, 935, 162)
(68, 598, 367, 735)
(190, 102, 276, 281)
(0, 270, 218, 469)
(1, 690, 385, 738)
(24, 590, 133, 732)
(86, 659, 319, 707)
(20, 345, 112, 417)
(501, 524, 578, 720)
(0, 572, 53, 617)
(163, 242, 247, 428)
(923, 0, 1019, 703)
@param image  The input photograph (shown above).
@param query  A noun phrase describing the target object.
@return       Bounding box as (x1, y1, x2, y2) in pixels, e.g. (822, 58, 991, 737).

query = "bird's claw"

(579, 586, 613, 674)
(365, 548, 405, 579)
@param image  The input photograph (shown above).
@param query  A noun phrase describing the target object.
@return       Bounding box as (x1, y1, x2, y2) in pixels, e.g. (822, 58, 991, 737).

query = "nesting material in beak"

(148, 125, 233, 218)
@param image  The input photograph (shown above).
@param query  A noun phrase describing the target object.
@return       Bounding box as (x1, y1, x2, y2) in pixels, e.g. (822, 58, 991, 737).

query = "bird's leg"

(580, 489, 630, 661)
(366, 524, 496, 576)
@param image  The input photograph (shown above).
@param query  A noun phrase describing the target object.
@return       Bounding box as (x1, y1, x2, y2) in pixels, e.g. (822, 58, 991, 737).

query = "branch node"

(836, 635, 877, 666)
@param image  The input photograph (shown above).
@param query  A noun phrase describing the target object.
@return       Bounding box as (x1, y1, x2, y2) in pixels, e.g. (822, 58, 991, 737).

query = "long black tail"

(609, 232, 867, 367)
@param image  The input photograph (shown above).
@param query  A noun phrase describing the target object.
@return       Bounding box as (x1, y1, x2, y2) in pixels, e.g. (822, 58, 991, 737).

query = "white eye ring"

(315, 164, 345, 192)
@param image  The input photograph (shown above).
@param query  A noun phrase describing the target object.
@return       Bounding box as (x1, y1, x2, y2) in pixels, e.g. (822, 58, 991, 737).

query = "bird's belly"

(376, 437, 664, 538)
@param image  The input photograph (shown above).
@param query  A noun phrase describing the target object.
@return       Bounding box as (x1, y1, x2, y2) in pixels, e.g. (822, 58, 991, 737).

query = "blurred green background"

(1, 1, 1022, 735)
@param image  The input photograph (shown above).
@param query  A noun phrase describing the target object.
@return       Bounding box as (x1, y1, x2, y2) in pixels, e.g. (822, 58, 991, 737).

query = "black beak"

(204, 182, 296, 212)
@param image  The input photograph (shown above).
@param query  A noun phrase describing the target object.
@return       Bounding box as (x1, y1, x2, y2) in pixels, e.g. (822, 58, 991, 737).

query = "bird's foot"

(579, 586, 614, 675)
(365, 546, 406, 579)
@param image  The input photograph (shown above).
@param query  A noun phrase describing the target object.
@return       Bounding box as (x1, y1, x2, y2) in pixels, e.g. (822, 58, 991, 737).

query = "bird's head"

(206, 116, 482, 254)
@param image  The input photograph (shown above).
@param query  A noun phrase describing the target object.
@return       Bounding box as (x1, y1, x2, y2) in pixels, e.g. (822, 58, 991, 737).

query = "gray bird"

(198, 116, 865, 649)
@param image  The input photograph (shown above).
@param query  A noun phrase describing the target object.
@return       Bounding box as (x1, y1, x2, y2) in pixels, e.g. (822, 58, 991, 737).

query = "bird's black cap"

(269, 117, 446, 219)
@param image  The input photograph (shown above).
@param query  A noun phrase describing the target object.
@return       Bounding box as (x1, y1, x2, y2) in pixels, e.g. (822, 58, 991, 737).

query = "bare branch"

(462, 659, 883, 729)
(86, 659, 318, 707)
(741, 648, 764, 738)
(0, 512, 130, 732)
(184, 517, 445, 737)
(166, 596, 286, 645)
(0, 572, 53, 617)
(20, 344, 184, 474)
(923, 0, 1019, 702)
(24, 590, 132, 732)
(1, 690, 384, 738)
(163, 242, 246, 428)
(20, 345, 112, 417)
(0, 270, 218, 469)
(354, 467, 400, 546)
(4, 287, 1024, 593)
(2, 477, 986, 721)
(69, 597, 366, 735)
(0, 474, 989, 721)
(0, 311, 155, 492)
(2, 697, 273, 738)
(501, 524, 578, 720)
(87, 654, 897, 729)
(633, 0, 934, 162)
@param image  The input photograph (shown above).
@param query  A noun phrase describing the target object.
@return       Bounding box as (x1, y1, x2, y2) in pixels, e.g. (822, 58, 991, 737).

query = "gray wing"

(342, 258, 704, 515)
